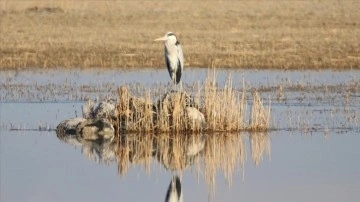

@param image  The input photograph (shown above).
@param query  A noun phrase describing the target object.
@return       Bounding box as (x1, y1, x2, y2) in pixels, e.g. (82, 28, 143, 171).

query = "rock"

(83, 98, 118, 119)
(76, 118, 115, 140)
(56, 117, 87, 136)
(56, 117, 114, 141)
(82, 99, 94, 119)
(157, 91, 205, 131)
(185, 107, 206, 131)
(94, 99, 118, 119)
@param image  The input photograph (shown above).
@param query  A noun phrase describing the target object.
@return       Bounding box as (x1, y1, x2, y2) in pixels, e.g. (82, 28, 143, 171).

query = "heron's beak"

(154, 36, 167, 41)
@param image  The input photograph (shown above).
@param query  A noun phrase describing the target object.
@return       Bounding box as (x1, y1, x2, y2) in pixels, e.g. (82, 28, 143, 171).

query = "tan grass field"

(1, 0, 360, 70)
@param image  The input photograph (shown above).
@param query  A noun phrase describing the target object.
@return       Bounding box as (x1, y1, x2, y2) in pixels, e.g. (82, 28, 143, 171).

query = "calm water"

(1, 68, 359, 202)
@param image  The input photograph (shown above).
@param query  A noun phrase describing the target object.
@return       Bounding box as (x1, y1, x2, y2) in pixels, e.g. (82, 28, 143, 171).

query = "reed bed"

(114, 68, 270, 133)
(203, 69, 246, 131)
(1, 0, 359, 70)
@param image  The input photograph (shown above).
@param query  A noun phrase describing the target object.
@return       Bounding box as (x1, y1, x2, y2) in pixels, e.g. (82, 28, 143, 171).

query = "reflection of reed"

(57, 130, 271, 193)
(155, 134, 205, 171)
(115, 134, 155, 175)
(203, 133, 245, 191)
(115, 134, 205, 175)
(249, 132, 271, 167)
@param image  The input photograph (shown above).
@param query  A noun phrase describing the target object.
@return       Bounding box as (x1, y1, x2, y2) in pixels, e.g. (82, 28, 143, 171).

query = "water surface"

(1, 68, 359, 202)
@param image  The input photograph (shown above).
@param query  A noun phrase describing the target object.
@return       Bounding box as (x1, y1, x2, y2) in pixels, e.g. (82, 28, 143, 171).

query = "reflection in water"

(165, 175, 183, 202)
(202, 133, 245, 191)
(57, 128, 116, 164)
(249, 132, 271, 167)
(56, 131, 271, 194)
(115, 134, 205, 175)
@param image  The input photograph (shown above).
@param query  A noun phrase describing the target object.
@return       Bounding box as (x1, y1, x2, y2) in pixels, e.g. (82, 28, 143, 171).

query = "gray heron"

(154, 32, 184, 85)
(165, 175, 183, 202)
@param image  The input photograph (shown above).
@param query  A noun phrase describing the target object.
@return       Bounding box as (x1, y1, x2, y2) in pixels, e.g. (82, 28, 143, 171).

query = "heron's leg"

(179, 81, 183, 92)
(171, 73, 178, 91)
(171, 77, 176, 91)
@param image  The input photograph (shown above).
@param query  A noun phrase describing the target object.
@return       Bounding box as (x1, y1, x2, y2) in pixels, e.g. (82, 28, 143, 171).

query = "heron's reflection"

(56, 130, 271, 193)
(165, 175, 183, 202)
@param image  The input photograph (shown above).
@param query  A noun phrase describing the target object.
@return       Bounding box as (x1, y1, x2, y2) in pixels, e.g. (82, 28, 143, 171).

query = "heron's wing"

(175, 44, 184, 84)
(164, 47, 173, 77)
(177, 44, 184, 71)
(176, 59, 182, 84)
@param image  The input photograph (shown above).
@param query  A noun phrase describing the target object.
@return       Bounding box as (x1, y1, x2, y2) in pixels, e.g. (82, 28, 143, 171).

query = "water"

(1, 68, 359, 202)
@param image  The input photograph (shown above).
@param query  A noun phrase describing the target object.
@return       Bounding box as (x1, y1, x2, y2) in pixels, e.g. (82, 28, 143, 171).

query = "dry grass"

(1, 0, 360, 70)
(114, 68, 270, 133)
(203, 68, 246, 131)
(249, 90, 271, 131)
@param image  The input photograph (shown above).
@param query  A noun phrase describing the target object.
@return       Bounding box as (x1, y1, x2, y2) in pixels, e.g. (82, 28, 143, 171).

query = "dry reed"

(1, 0, 359, 70)
(248, 90, 271, 131)
(114, 68, 270, 133)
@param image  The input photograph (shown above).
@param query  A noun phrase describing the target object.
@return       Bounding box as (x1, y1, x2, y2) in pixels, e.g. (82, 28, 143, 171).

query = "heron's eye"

(167, 33, 175, 37)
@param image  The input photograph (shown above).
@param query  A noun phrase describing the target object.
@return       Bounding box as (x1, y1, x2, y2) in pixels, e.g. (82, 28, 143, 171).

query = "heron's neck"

(165, 43, 177, 55)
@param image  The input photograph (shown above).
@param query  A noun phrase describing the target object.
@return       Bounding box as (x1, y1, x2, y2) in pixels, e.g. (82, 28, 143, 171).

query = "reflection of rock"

(80, 139, 116, 164)
(56, 128, 270, 192)
(57, 130, 205, 175)
(114, 134, 206, 174)
(154, 135, 205, 171)
(56, 119, 116, 164)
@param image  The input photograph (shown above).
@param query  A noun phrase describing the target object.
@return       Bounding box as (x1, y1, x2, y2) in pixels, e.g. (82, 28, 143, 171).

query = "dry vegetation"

(1, 0, 360, 70)
(113, 68, 271, 133)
